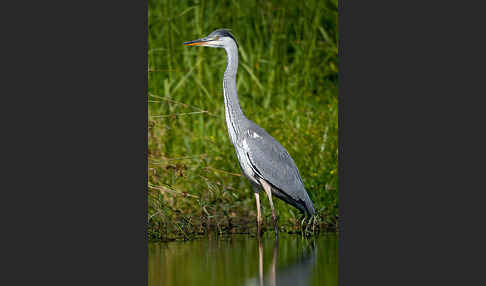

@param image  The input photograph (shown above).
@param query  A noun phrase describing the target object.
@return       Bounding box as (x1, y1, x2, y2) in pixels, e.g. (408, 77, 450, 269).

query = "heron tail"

(302, 191, 315, 217)
(271, 185, 315, 217)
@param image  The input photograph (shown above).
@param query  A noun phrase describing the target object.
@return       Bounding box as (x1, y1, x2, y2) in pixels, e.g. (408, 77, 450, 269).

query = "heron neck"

(224, 41, 238, 78)
(223, 41, 244, 136)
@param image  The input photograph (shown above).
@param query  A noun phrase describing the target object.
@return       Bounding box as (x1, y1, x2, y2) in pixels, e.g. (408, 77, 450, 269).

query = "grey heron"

(184, 29, 315, 235)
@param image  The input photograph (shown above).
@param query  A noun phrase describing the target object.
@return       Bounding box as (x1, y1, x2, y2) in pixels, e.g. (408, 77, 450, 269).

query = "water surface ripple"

(148, 233, 337, 286)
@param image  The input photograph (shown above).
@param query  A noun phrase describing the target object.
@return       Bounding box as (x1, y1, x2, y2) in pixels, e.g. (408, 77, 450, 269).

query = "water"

(148, 233, 338, 286)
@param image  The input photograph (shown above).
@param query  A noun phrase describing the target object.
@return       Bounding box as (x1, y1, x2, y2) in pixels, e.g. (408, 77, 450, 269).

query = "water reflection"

(148, 233, 337, 286)
(246, 236, 316, 286)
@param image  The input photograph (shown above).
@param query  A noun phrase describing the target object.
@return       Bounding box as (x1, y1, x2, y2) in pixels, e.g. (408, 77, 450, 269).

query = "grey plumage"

(184, 29, 315, 219)
(239, 122, 315, 216)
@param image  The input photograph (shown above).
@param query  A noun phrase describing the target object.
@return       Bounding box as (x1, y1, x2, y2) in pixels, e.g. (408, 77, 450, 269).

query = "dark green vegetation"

(148, 0, 339, 241)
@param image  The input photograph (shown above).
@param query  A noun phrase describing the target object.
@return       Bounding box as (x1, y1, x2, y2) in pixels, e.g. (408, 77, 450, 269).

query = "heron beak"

(183, 39, 208, 46)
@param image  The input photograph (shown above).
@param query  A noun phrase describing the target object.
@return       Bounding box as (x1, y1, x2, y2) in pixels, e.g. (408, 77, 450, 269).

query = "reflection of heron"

(247, 236, 316, 286)
(257, 236, 278, 286)
(270, 243, 316, 286)
(184, 29, 315, 235)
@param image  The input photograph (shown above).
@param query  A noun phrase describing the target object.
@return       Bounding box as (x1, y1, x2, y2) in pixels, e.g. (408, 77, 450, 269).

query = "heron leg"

(254, 192, 262, 236)
(258, 178, 278, 235)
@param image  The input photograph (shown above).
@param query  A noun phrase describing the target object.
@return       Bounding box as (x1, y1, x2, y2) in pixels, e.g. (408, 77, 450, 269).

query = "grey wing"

(238, 126, 315, 216)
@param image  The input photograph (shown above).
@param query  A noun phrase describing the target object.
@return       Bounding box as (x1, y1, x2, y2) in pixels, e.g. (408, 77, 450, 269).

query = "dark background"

(1, 0, 483, 285)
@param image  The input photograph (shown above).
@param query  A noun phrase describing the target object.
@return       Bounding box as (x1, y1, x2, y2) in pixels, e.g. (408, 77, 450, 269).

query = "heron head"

(183, 29, 238, 48)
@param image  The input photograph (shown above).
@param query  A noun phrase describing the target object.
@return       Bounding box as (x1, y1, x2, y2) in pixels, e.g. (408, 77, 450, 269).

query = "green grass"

(148, 0, 339, 241)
